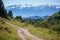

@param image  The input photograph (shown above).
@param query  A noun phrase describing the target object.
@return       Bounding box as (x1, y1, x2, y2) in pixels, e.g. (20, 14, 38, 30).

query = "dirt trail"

(6, 22, 45, 40)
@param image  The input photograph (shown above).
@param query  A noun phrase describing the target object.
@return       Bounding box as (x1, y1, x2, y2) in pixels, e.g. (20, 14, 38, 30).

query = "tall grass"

(0, 18, 20, 40)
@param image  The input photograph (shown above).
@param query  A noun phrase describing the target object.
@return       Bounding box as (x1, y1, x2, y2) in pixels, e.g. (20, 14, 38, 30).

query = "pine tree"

(8, 10, 13, 18)
(0, 0, 7, 18)
(15, 16, 22, 21)
(20, 16, 22, 20)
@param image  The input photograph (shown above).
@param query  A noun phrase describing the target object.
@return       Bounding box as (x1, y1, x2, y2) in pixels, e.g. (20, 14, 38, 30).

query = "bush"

(52, 25, 60, 32)
(0, 26, 3, 30)
(5, 27, 12, 33)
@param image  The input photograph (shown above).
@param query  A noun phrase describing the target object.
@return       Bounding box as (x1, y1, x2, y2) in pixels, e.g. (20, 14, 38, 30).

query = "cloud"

(56, 5, 60, 9)
(11, 6, 15, 9)
(47, 3, 53, 7)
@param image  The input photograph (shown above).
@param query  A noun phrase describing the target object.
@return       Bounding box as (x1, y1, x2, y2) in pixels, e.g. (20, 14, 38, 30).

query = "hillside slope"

(34, 11, 60, 32)
(6, 13, 60, 40)
(0, 17, 20, 40)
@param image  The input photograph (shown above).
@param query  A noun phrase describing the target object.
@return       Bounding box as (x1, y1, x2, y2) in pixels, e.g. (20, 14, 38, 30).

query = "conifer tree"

(8, 10, 13, 18)
(0, 0, 7, 18)
(15, 16, 22, 21)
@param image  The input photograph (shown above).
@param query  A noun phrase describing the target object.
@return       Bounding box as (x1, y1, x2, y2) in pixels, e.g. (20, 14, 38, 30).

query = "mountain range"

(24, 16, 49, 19)
(6, 4, 60, 18)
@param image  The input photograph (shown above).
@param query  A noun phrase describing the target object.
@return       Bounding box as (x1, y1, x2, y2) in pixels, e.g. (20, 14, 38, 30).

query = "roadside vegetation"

(8, 18, 60, 40)
(0, 17, 20, 40)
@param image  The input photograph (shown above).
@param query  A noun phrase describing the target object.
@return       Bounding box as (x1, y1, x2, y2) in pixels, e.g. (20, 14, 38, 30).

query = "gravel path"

(6, 22, 45, 40)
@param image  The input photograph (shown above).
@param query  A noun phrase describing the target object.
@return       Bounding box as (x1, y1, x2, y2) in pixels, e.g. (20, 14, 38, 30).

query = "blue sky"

(3, 0, 60, 7)
(2, 0, 60, 17)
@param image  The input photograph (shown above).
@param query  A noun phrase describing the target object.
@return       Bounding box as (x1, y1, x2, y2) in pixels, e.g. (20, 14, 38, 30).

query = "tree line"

(0, 0, 22, 21)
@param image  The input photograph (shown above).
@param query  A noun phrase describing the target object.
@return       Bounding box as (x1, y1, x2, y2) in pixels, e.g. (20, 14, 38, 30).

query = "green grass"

(8, 18, 60, 40)
(8, 19, 34, 28)
(29, 28, 60, 40)
(0, 18, 21, 40)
